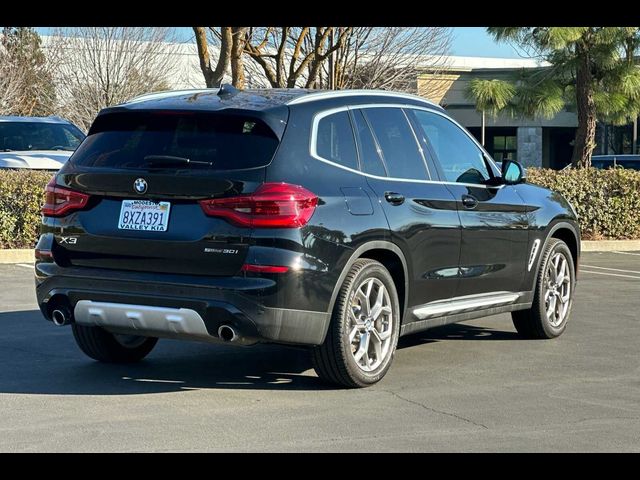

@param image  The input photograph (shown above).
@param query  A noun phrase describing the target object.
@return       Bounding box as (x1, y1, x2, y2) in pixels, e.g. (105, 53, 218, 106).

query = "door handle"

(461, 195, 478, 209)
(384, 192, 405, 205)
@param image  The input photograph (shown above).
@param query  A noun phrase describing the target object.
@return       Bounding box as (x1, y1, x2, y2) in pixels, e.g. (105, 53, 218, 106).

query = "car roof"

(0, 115, 75, 124)
(113, 86, 442, 113)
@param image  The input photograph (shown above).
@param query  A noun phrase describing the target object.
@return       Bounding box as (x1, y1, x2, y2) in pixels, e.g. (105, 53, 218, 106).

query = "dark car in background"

(0, 116, 85, 170)
(34, 87, 580, 387)
(591, 154, 640, 170)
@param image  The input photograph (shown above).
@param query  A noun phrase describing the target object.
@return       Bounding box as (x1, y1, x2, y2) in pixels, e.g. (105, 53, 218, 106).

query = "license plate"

(118, 200, 171, 232)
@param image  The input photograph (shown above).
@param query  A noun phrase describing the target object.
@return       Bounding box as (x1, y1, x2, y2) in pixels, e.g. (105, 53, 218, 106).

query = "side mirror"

(501, 159, 526, 185)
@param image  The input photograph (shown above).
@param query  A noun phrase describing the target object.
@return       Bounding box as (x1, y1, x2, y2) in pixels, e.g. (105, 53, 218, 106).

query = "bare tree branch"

(230, 27, 248, 88)
(46, 27, 179, 130)
(325, 27, 453, 97)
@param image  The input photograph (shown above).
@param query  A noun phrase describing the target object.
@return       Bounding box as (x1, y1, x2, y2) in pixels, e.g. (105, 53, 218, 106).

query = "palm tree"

(487, 27, 640, 168)
(465, 78, 515, 146)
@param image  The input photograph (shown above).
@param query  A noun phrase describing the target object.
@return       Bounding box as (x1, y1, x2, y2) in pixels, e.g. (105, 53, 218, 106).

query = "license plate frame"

(117, 199, 171, 232)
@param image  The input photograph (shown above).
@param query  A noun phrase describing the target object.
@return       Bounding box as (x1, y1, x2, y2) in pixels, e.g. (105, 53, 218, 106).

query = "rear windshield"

(70, 111, 280, 170)
(0, 121, 85, 152)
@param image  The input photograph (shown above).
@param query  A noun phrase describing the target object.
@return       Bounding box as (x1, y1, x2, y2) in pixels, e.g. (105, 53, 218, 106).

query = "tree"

(326, 27, 452, 94)
(488, 27, 640, 168)
(193, 27, 248, 88)
(192, 27, 354, 89)
(465, 79, 516, 146)
(48, 27, 178, 130)
(0, 27, 55, 116)
(192, 27, 452, 93)
(241, 27, 353, 88)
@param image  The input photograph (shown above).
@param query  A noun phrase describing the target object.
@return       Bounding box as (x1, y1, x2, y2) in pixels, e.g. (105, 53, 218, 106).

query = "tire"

(312, 259, 401, 388)
(72, 323, 158, 363)
(512, 238, 576, 339)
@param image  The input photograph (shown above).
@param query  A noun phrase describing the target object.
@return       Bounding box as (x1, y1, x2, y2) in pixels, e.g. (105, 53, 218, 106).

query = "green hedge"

(527, 167, 640, 240)
(0, 170, 52, 249)
(1, 167, 640, 249)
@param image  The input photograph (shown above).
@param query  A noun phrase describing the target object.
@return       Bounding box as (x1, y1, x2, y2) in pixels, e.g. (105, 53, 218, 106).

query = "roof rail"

(286, 89, 439, 108)
(125, 88, 220, 105)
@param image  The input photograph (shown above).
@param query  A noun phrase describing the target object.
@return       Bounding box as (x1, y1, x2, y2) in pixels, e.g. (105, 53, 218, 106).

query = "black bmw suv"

(35, 87, 580, 387)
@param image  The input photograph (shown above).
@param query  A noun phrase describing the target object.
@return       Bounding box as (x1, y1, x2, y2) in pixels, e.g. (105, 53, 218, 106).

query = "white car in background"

(0, 116, 85, 170)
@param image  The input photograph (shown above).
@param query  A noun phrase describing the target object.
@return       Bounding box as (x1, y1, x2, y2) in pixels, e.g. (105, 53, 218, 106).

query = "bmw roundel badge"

(134, 178, 148, 194)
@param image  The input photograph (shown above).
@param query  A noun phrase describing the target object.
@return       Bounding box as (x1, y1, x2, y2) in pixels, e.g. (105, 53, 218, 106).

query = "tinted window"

(364, 108, 429, 180)
(352, 109, 387, 176)
(0, 122, 84, 152)
(316, 111, 358, 170)
(413, 110, 491, 184)
(71, 112, 279, 170)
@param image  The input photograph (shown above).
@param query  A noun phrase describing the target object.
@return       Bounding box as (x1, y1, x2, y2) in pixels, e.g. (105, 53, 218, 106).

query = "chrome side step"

(411, 291, 521, 320)
(73, 301, 213, 341)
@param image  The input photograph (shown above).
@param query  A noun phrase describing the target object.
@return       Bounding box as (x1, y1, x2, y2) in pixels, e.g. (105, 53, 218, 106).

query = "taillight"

(42, 178, 90, 217)
(199, 183, 318, 228)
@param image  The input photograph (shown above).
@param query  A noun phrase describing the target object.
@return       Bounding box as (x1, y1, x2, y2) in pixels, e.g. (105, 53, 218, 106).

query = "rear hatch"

(52, 109, 284, 276)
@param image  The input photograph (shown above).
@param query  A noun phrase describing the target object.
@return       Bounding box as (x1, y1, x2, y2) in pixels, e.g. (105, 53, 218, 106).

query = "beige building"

(417, 56, 639, 169)
(417, 56, 578, 169)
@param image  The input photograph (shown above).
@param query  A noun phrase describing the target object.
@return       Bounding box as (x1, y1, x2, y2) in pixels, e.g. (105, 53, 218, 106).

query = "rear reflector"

(241, 264, 289, 274)
(35, 248, 53, 260)
(42, 178, 90, 217)
(199, 182, 318, 228)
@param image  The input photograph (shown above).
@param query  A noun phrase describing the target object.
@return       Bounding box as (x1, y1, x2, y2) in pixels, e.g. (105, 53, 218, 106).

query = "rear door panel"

(354, 106, 462, 309)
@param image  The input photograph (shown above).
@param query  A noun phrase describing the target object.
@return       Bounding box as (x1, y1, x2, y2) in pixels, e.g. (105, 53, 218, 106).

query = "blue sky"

(36, 27, 524, 59)
(450, 27, 523, 58)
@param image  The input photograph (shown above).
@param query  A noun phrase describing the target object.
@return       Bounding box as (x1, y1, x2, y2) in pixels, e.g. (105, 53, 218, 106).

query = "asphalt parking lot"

(1, 251, 639, 452)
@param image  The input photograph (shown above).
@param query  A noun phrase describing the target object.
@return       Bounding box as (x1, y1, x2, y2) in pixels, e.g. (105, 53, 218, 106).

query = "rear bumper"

(35, 262, 331, 346)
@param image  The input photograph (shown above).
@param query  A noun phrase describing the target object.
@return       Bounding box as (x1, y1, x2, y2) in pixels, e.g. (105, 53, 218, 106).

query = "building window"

(492, 135, 517, 162)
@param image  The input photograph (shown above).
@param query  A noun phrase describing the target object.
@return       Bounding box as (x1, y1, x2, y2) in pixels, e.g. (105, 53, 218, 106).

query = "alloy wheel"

(348, 277, 393, 372)
(544, 252, 571, 327)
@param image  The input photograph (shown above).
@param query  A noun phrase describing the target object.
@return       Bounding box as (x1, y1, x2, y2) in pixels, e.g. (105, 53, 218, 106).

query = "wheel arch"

(531, 220, 581, 289)
(326, 241, 409, 327)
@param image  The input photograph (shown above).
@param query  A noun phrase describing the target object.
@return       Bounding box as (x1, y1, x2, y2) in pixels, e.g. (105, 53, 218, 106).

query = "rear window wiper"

(143, 155, 213, 167)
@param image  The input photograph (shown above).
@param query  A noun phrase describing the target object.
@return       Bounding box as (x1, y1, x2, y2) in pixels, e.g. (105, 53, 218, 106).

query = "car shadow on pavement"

(0, 309, 331, 394)
(398, 323, 521, 349)
(0, 309, 518, 395)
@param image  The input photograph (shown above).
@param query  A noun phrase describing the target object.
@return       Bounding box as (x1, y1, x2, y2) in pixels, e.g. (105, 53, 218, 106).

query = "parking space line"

(611, 251, 640, 256)
(581, 264, 640, 275)
(16, 263, 34, 269)
(580, 269, 640, 280)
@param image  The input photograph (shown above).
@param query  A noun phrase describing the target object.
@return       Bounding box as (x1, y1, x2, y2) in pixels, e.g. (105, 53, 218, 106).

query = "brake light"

(42, 178, 90, 217)
(199, 183, 318, 228)
(241, 264, 289, 274)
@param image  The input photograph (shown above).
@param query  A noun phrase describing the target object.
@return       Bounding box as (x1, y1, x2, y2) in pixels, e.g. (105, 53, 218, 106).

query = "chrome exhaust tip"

(218, 325, 238, 343)
(51, 308, 70, 326)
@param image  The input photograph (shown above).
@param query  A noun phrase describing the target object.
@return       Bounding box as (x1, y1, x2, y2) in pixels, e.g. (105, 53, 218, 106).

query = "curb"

(0, 249, 34, 264)
(2, 240, 639, 264)
(580, 240, 640, 252)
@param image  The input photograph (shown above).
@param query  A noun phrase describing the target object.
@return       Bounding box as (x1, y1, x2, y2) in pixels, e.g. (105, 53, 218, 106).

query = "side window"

(315, 111, 358, 170)
(412, 110, 491, 184)
(363, 108, 429, 180)
(352, 109, 387, 177)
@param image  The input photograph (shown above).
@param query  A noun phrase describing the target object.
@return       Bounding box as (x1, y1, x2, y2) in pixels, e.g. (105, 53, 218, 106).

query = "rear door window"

(351, 109, 387, 177)
(71, 111, 280, 170)
(363, 107, 430, 181)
